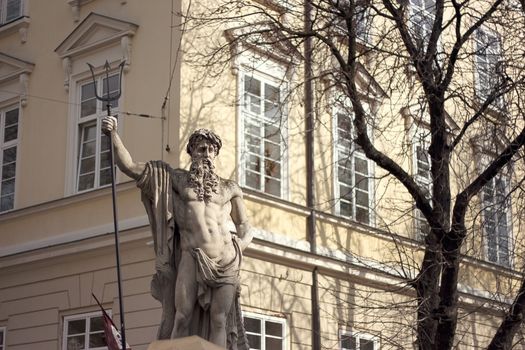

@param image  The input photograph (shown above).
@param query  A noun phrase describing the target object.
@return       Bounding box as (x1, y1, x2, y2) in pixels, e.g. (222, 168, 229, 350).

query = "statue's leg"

(209, 284, 236, 347)
(152, 271, 175, 340)
(172, 251, 198, 338)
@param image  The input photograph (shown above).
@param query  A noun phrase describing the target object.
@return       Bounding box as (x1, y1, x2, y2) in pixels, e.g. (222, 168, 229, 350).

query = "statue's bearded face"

(188, 140, 219, 202)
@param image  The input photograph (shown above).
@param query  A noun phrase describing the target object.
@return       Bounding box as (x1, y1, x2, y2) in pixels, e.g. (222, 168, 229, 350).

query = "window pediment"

(0, 52, 34, 106)
(55, 12, 138, 91)
(55, 12, 138, 60)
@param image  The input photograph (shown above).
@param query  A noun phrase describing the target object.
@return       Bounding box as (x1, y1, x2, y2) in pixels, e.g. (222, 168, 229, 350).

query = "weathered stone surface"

(147, 336, 225, 350)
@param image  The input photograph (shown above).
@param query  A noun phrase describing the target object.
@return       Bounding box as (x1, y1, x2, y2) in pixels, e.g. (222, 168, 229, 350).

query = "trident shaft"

(88, 60, 127, 350)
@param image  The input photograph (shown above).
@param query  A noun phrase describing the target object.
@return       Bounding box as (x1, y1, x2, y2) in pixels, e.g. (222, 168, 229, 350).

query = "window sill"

(0, 16, 30, 43)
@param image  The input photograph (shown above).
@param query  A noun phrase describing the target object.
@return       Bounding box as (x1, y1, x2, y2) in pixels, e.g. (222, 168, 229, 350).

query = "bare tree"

(179, 0, 525, 349)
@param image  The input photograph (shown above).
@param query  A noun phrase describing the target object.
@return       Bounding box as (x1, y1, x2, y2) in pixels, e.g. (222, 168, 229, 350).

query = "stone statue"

(102, 116, 253, 349)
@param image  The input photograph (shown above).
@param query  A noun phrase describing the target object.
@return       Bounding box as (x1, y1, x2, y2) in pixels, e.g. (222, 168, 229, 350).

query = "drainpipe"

(305, 1, 321, 349)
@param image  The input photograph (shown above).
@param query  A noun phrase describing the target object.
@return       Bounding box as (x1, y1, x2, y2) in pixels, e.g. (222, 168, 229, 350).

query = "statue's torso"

(171, 170, 237, 263)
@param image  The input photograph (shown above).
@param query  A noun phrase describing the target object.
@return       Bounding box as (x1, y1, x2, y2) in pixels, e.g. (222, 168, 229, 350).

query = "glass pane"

(81, 82, 96, 100)
(265, 337, 283, 350)
(5, 108, 19, 126)
(1, 179, 15, 195)
(355, 158, 368, 175)
(89, 332, 105, 347)
(356, 190, 369, 207)
(245, 171, 260, 190)
(82, 125, 96, 142)
(2, 163, 15, 180)
(101, 134, 110, 151)
(247, 334, 261, 349)
(265, 83, 280, 103)
(244, 77, 261, 96)
(90, 316, 104, 332)
(338, 166, 352, 186)
(265, 321, 282, 337)
(341, 335, 357, 350)
(264, 159, 281, 178)
(264, 101, 280, 121)
(99, 168, 112, 186)
(246, 154, 261, 172)
(4, 125, 18, 142)
(81, 141, 96, 158)
(100, 151, 111, 169)
(0, 194, 14, 211)
(3, 147, 16, 163)
(81, 99, 97, 118)
(340, 199, 352, 217)
(244, 317, 261, 333)
(360, 339, 375, 350)
(79, 157, 95, 174)
(264, 141, 280, 161)
(340, 184, 353, 201)
(66, 335, 85, 350)
(6, 0, 22, 22)
(265, 177, 281, 197)
(356, 207, 370, 223)
(355, 173, 369, 191)
(264, 124, 280, 143)
(67, 319, 86, 335)
(78, 173, 95, 191)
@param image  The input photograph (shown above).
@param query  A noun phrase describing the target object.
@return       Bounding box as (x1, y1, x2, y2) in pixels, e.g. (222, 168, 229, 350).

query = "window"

(0, 327, 5, 350)
(243, 313, 286, 350)
(0, 0, 23, 24)
(241, 72, 286, 197)
(341, 332, 378, 350)
(409, 0, 435, 48)
(475, 29, 504, 109)
(335, 111, 372, 225)
(333, 1, 370, 43)
(482, 172, 511, 266)
(1, 105, 18, 212)
(413, 129, 431, 240)
(75, 73, 120, 192)
(63, 312, 107, 350)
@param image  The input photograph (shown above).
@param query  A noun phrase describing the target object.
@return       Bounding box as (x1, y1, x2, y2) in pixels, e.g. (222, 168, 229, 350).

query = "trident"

(87, 60, 127, 350)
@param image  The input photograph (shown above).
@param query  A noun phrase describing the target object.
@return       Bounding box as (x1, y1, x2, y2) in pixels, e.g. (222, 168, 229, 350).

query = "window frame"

(0, 326, 5, 350)
(408, 0, 436, 48)
(412, 127, 432, 240)
(62, 311, 108, 350)
(0, 103, 19, 213)
(238, 67, 289, 199)
(243, 311, 287, 350)
(332, 0, 372, 45)
(332, 103, 375, 226)
(474, 27, 505, 110)
(0, 0, 23, 25)
(73, 71, 121, 194)
(340, 330, 379, 350)
(481, 168, 513, 267)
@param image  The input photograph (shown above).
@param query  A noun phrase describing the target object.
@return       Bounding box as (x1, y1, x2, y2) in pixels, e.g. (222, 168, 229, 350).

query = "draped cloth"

(136, 161, 249, 350)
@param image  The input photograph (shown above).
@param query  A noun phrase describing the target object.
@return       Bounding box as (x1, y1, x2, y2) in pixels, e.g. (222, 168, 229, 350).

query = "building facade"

(1, 1, 524, 350)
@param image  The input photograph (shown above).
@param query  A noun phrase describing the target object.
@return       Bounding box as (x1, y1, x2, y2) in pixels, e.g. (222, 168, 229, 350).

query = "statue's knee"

(174, 310, 192, 327)
(210, 313, 227, 330)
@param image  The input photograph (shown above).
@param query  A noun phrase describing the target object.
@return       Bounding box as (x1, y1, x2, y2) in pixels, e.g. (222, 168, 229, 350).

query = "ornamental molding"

(0, 53, 34, 106)
(55, 12, 138, 91)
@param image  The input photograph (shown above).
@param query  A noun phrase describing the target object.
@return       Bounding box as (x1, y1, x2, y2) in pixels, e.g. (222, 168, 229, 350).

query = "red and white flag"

(92, 293, 131, 350)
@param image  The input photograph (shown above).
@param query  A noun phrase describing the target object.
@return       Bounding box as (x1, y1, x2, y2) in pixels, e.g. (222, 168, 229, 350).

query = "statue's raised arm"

(101, 116, 146, 180)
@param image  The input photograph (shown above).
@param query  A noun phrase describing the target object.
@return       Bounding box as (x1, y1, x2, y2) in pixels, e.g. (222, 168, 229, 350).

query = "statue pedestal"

(147, 336, 226, 350)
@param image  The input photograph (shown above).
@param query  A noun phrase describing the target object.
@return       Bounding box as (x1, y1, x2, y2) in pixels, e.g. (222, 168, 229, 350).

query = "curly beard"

(188, 158, 219, 202)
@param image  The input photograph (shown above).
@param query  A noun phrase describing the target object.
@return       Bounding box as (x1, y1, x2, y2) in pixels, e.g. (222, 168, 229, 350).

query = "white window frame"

(481, 167, 513, 267)
(340, 330, 379, 350)
(0, 326, 6, 350)
(238, 65, 289, 199)
(0, 104, 19, 213)
(243, 311, 287, 350)
(0, 0, 23, 25)
(333, 0, 372, 44)
(412, 128, 432, 240)
(72, 71, 121, 194)
(474, 28, 505, 110)
(333, 102, 375, 226)
(62, 311, 108, 350)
